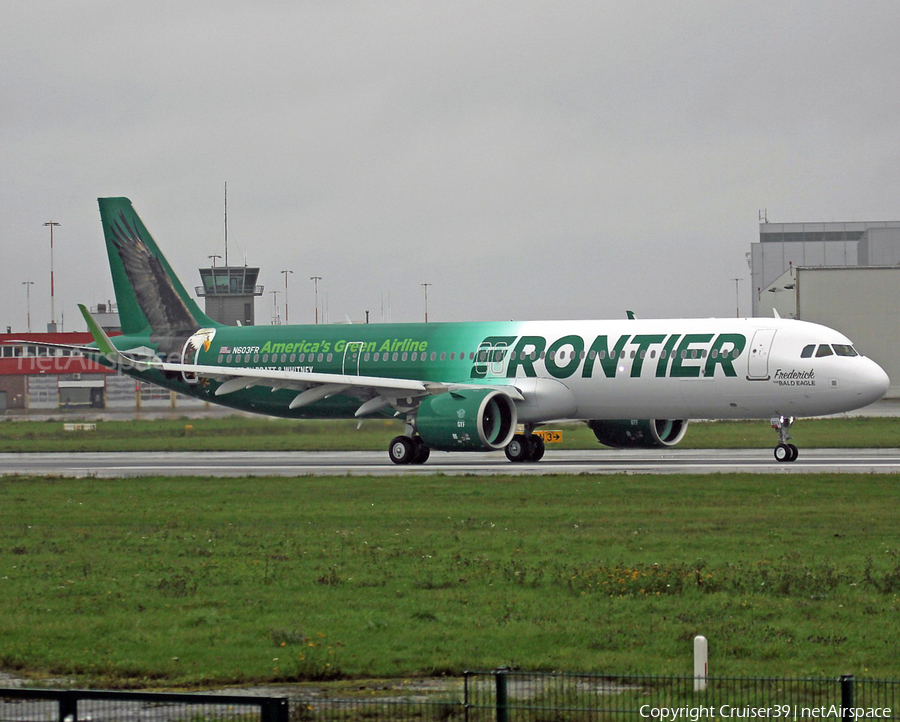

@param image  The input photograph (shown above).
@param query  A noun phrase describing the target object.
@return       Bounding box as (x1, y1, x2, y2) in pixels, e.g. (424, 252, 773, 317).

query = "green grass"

(0, 473, 898, 688)
(0, 415, 896, 452)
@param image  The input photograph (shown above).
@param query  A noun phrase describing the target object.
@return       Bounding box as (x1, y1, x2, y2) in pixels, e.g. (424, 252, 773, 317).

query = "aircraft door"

(342, 342, 366, 375)
(747, 329, 777, 380)
(491, 342, 508, 376)
(473, 340, 509, 378)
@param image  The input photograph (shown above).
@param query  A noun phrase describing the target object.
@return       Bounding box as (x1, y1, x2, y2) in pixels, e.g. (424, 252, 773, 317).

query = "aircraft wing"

(144, 359, 524, 416)
(65, 304, 525, 417)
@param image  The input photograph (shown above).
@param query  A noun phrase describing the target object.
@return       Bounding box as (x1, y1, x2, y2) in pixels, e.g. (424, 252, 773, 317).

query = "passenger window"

(815, 345, 833, 358)
(801, 344, 815, 358)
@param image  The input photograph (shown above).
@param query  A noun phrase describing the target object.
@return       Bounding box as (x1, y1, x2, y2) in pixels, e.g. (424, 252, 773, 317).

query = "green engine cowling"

(588, 419, 688, 448)
(416, 389, 517, 452)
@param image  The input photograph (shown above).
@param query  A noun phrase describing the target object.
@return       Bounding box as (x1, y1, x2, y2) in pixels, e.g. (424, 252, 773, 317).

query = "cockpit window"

(833, 344, 858, 357)
(815, 344, 834, 358)
(800, 344, 815, 358)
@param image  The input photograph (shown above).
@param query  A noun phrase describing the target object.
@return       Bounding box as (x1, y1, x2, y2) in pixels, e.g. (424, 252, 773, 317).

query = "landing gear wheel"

(389, 436, 415, 465)
(411, 437, 431, 465)
(505, 434, 532, 463)
(527, 434, 545, 462)
(774, 443, 797, 463)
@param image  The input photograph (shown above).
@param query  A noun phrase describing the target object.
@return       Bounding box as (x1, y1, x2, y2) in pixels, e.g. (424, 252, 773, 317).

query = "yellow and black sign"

(534, 429, 562, 444)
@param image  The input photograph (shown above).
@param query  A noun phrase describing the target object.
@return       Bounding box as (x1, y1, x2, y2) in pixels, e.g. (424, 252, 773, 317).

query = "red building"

(0, 332, 118, 411)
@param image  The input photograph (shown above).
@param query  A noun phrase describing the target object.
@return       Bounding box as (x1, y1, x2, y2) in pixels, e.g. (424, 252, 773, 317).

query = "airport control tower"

(195, 265, 264, 326)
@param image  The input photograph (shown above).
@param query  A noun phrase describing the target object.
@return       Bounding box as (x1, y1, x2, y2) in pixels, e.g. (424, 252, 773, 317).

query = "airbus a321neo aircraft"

(26, 198, 892, 465)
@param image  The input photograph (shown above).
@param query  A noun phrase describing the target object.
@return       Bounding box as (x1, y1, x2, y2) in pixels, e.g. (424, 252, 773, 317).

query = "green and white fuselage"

(60, 197, 891, 464)
(114, 315, 886, 422)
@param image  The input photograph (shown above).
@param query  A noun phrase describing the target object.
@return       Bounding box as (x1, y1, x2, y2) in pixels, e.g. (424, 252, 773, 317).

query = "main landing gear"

(505, 432, 545, 463)
(388, 435, 430, 465)
(771, 415, 798, 463)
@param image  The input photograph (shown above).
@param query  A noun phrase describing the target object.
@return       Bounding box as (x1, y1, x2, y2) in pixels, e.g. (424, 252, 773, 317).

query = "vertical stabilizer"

(98, 197, 219, 356)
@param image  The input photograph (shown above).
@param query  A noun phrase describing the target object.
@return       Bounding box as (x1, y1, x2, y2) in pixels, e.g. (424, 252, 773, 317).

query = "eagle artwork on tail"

(107, 211, 201, 359)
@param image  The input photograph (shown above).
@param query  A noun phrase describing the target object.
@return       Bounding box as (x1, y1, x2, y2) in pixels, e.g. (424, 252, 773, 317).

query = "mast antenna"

(224, 182, 229, 266)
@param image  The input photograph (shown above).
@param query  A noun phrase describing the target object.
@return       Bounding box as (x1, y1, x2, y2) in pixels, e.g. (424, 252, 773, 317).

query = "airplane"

(9, 197, 890, 464)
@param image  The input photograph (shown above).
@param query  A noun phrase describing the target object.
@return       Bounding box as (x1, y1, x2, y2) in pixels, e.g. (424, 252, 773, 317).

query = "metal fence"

(0, 688, 288, 721)
(461, 672, 898, 722)
(1, 674, 896, 722)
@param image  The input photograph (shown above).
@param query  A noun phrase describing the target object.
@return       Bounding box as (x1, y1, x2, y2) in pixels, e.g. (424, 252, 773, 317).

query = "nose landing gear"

(771, 416, 798, 462)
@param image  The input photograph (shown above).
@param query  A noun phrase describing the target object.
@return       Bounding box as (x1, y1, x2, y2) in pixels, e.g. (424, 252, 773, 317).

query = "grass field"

(0, 472, 898, 688)
(0, 415, 897, 452)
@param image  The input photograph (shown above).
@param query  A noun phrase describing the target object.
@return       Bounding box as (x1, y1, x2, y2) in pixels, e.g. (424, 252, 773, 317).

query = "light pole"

(269, 290, 280, 325)
(208, 254, 221, 267)
(22, 281, 34, 333)
(280, 270, 293, 324)
(731, 278, 743, 318)
(421, 283, 431, 323)
(44, 222, 60, 327)
(310, 276, 322, 324)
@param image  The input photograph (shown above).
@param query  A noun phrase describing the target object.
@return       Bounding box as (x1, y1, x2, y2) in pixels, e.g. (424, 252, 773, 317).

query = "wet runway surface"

(2, 448, 899, 477)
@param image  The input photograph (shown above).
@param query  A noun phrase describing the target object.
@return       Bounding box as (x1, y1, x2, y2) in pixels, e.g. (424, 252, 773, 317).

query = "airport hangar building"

(0, 322, 205, 413)
(751, 220, 900, 399)
(0, 263, 263, 412)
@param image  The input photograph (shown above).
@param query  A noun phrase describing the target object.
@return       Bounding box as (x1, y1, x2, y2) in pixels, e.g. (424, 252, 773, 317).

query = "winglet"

(79, 303, 117, 357)
(626, 310, 636, 320)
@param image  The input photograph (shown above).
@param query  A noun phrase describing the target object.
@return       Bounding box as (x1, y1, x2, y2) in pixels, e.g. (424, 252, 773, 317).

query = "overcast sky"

(3, 1, 899, 333)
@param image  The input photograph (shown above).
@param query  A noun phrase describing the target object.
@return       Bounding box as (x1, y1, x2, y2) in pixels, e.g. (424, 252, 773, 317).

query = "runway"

(1, 448, 899, 477)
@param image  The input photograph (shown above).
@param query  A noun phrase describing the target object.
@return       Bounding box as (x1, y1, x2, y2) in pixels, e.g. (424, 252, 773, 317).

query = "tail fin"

(98, 198, 218, 350)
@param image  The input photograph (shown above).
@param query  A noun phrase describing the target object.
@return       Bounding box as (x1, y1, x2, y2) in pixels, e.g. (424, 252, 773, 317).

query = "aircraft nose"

(858, 358, 890, 405)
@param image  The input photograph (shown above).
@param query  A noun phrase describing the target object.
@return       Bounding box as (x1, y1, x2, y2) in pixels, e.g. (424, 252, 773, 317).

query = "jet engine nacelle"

(588, 418, 688, 449)
(417, 389, 517, 452)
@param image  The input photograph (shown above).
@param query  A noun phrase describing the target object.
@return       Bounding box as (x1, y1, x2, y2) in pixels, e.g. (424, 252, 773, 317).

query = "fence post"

(840, 675, 854, 722)
(694, 635, 708, 692)
(496, 668, 509, 722)
(260, 697, 289, 722)
(463, 671, 470, 722)
(58, 690, 76, 722)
